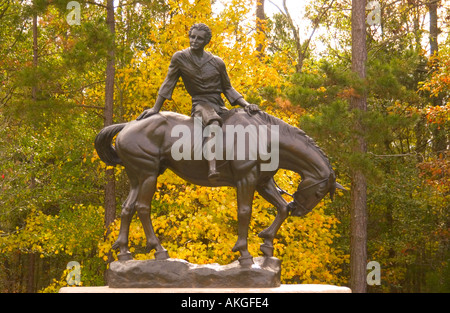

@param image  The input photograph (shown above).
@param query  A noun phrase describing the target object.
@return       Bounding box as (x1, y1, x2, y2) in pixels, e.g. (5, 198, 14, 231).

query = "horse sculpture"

(95, 108, 344, 266)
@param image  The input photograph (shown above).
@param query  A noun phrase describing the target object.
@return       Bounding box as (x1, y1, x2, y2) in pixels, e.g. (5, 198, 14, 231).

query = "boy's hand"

(236, 98, 260, 115)
(136, 107, 159, 120)
(244, 103, 260, 115)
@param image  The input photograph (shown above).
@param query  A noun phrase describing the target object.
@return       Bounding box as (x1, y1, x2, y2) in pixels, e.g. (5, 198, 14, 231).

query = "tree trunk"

(26, 253, 36, 293)
(32, 12, 38, 101)
(104, 0, 116, 238)
(428, 0, 446, 155)
(350, 0, 368, 293)
(428, 0, 438, 58)
(26, 12, 39, 293)
(256, 0, 265, 58)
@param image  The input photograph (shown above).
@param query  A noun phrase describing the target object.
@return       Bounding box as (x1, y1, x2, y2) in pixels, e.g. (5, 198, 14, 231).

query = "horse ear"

(330, 182, 346, 201)
(335, 182, 346, 191)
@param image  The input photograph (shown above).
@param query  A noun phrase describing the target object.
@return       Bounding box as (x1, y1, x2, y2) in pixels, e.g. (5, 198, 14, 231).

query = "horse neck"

(278, 128, 332, 180)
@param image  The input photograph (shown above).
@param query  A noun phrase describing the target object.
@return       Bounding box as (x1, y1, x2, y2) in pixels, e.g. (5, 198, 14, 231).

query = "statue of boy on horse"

(95, 23, 344, 265)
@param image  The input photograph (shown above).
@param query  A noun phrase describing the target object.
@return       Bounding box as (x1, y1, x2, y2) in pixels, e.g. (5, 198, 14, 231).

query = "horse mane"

(253, 110, 334, 173)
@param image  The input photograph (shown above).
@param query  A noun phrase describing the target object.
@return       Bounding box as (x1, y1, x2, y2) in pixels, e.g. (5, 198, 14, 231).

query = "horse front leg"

(256, 178, 289, 257)
(232, 174, 257, 266)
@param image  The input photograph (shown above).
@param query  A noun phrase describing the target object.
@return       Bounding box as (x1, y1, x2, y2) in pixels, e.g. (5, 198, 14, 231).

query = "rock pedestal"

(108, 257, 281, 288)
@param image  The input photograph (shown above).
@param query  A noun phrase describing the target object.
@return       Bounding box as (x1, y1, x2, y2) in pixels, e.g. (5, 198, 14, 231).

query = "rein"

(297, 177, 330, 192)
(276, 177, 330, 199)
(274, 180, 293, 198)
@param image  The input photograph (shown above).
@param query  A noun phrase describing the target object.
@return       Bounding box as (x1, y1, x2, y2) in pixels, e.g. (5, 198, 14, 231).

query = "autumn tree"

(256, 0, 266, 58)
(0, 1, 115, 291)
(266, 0, 335, 72)
(348, 0, 368, 293)
(103, 0, 117, 270)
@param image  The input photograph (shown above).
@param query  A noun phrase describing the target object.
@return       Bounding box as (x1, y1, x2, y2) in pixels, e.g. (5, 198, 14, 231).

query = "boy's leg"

(206, 120, 221, 180)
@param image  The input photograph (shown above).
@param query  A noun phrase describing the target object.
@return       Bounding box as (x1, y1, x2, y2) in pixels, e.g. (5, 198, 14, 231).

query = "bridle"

(275, 177, 330, 199)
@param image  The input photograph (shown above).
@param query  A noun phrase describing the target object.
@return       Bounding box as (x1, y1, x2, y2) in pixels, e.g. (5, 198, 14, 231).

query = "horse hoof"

(260, 243, 274, 257)
(238, 255, 254, 267)
(117, 251, 133, 261)
(112, 241, 120, 250)
(155, 249, 169, 260)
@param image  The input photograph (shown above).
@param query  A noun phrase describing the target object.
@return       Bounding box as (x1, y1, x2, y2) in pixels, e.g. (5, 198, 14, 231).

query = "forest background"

(0, 0, 448, 293)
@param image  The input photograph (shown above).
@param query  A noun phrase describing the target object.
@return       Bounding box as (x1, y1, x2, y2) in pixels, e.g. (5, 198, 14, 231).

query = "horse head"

(287, 173, 346, 217)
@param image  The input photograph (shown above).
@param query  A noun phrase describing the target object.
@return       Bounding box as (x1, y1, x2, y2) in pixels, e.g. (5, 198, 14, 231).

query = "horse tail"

(94, 123, 127, 166)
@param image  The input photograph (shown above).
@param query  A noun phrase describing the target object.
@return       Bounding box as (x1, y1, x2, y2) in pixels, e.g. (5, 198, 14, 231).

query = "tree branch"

(76, 104, 105, 110)
(84, 0, 107, 9)
(302, 0, 336, 58)
(267, 0, 286, 17)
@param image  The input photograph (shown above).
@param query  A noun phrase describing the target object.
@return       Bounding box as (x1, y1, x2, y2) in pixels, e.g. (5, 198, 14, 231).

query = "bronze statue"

(94, 23, 344, 266)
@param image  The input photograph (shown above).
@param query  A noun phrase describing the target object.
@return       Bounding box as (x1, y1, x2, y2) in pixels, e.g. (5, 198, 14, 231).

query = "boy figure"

(137, 23, 259, 180)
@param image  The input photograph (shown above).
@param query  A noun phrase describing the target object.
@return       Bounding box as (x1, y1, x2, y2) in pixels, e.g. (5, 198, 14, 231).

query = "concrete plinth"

(59, 284, 351, 293)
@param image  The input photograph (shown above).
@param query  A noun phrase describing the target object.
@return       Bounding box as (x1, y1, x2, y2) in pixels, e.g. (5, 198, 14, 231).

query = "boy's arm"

(136, 52, 181, 120)
(216, 57, 260, 115)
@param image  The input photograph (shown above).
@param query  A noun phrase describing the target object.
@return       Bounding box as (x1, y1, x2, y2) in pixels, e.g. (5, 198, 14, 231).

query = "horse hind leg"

(256, 178, 289, 257)
(112, 178, 138, 261)
(135, 174, 169, 260)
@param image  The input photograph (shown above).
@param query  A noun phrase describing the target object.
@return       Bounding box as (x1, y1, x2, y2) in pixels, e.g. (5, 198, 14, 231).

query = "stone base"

(59, 284, 351, 293)
(108, 257, 281, 288)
